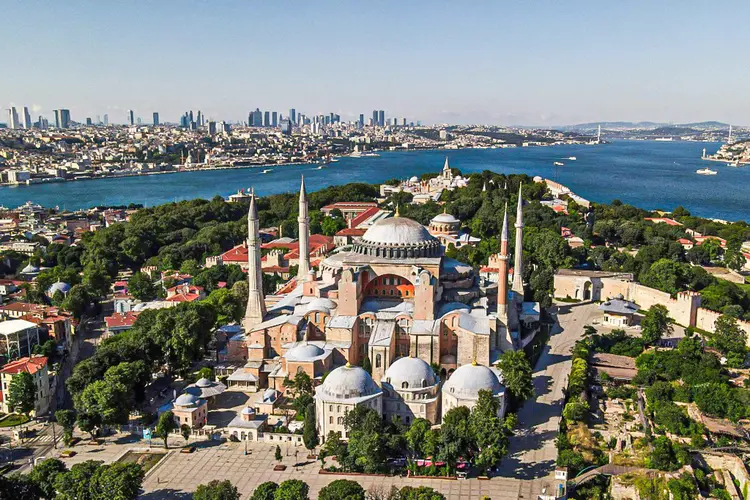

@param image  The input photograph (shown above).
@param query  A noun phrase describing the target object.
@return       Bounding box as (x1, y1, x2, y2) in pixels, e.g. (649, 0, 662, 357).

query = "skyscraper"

(197, 110, 203, 127)
(103, 114, 109, 126)
(372, 110, 378, 126)
(207, 121, 217, 135)
(359, 114, 364, 128)
(264, 111, 270, 127)
(22, 107, 31, 129)
(86, 117, 92, 126)
(272, 111, 278, 127)
(153, 112, 159, 126)
(252, 108, 262, 127)
(378, 110, 385, 127)
(7, 107, 19, 129)
(289, 108, 296, 125)
(54, 109, 71, 128)
(128, 110, 135, 126)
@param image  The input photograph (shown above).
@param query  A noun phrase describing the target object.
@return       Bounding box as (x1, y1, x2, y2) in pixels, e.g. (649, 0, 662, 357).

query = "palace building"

(223, 176, 539, 434)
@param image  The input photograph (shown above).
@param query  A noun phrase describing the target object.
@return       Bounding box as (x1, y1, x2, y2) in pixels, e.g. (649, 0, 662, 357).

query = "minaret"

(297, 176, 311, 280)
(512, 185, 524, 295)
(497, 204, 510, 319)
(244, 192, 266, 329)
(443, 157, 452, 180)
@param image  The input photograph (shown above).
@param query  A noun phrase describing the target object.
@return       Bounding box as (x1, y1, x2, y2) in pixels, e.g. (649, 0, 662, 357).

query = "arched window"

(422, 379, 428, 388)
(329, 416, 333, 424)
(402, 381, 409, 389)
(329, 405, 333, 412)
(375, 353, 382, 368)
(314, 312, 320, 323)
(337, 417, 344, 425)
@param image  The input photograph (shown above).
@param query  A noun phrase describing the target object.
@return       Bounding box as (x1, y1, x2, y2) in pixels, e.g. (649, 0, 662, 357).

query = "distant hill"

(562, 120, 734, 132)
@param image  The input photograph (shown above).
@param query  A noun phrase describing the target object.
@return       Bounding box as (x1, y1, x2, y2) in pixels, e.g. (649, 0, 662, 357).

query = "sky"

(3, 0, 750, 126)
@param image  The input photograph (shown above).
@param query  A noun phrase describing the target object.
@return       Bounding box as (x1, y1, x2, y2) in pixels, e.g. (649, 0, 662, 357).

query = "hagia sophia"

(222, 172, 540, 438)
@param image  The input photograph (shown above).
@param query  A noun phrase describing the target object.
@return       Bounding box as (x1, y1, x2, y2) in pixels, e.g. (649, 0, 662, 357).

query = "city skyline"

(2, 1, 750, 126)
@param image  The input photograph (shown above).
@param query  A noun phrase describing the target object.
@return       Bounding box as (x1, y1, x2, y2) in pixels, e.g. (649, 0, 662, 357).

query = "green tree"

(181, 424, 191, 444)
(302, 403, 319, 453)
(194, 480, 240, 500)
(155, 411, 178, 449)
(398, 486, 446, 500)
(54, 460, 101, 500)
(76, 412, 101, 440)
(405, 418, 433, 459)
(29, 458, 67, 499)
(62, 284, 90, 319)
(438, 406, 473, 468)
(361, 356, 372, 374)
(82, 262, 112, 298)
(76, 379, 130, 426)
(470, 389, 510, 473)
(710, 315, 748, 367)
(8, 371, 36, 416)
(273, 479, 309, 500)
(55, 409, 77, 446)
(320, 431, 347, 467)
(641, 304, 673, 345)
(321, 216, 347, 236)
(89, 462, 145, 500)
(318, 479, 365, 500)
(0, 473, 42, 500)
(497, 350, 534, 403)
(250, 482, 278, 500)
(563, 397, 590, 423)
(127, 271, 158, 301)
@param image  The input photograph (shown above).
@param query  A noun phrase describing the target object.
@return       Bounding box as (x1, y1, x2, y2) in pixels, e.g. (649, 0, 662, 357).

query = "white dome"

(285, 343, 325, 361)
(22, 263, 39, 274)
(48, 281, 71, 295)
(196, 377, 212, 388)
(174, 392, 200, 407)
(307, 297, 337, 314)
(409, 176, 419, 182)
(443, 363, 503, 400)
(431, 213, 459, 224)
(319, 364, 381, 401)
(384, 356, 437, 389)
(361, 217, 437, 246)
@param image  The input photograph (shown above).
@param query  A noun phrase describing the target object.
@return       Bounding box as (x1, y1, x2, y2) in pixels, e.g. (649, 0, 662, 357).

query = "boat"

(261, 169, 273, 174)
(726, 160, 741, 167)
(655, 137, 673, 142)
(316, 165, 324, 170)
(696, 168, 717, 175)
(568, 156, 577, 160)
(554, 162, 565, 166)
(349, 151, 362, 157)
(360, 152, 380, 157)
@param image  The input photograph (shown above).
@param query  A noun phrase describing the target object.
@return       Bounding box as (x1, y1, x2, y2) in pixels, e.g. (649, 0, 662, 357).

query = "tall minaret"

(497, 204, 510, 319)
(512, 185, 524, 295)
(244, 192, 266, 329)
(297, 176, 311, 280)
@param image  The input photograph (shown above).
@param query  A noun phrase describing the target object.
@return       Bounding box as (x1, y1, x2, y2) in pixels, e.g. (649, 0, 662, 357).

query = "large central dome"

(353, 217, 441, 259)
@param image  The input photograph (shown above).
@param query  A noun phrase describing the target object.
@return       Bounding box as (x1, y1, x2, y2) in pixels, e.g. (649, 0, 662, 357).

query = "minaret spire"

(512, 185, 524, 294)
(497, 203, 510, 319)
(297, 176, 311, 280)
(243, 192, 266, 329)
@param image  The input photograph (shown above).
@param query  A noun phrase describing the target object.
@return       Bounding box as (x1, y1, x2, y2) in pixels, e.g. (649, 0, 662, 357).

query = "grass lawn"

(117, 451, 166, 473)
(0, 413, 30, 428)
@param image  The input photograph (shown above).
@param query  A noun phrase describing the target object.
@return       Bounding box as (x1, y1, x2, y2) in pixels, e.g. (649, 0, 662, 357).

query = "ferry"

(568, 156, 577, 160)
(696, 168, 717, 175)
(655, 137, 673, 142)
(360, 152, 380, 157)
(726, 160, 741, 167)
(554, 161, 565, 166)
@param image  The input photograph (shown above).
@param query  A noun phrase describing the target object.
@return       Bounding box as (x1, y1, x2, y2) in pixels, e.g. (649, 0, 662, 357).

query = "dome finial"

(345, 360, 352, 368)
(472, 358, 478, 366)
(394, 204, 400, 217)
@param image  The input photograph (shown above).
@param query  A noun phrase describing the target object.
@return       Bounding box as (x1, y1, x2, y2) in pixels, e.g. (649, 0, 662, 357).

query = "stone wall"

(701, 453, 750, 500)
(695, 308, 750, 338)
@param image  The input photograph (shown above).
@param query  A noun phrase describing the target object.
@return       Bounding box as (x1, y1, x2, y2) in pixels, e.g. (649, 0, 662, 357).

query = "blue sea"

(0, 140, 746, 222)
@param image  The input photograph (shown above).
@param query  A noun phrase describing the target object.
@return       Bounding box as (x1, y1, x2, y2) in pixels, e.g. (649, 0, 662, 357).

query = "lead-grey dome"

(431, 212, 459, 224)
(443, 363, 503, 400)
(174, 392, 200, 407)
(285, 343, 325, 361)
(383, 356, 437, 390)
(318, 364, 381, 402)
(48, 281, 71, 295)
(354, 217, 440, 259)
(22, 263, 39, 274)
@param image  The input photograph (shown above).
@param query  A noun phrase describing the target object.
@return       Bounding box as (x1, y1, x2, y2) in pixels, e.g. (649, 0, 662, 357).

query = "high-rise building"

(378, 110, 385, 127)
(153, 112, 159, 126)
(252, 108, 262, 127)
(372, 110, 378, 126)
(128, 109, 135, 126)
(37, 116, 48, 130)
(22, 107, 32, 129)
(280, 119, 292, 135)
(86, 117, 92, 126)
(103, 114, 109, 126)
(264, 111, 270, 127)
(207, 121, 217, 135)
(54, 109, 71, 128)
(359, 114, 364, 128)
(197, 110, 203, 127)
(289, 108, 296, 125)
(7, 107, 19, 129)
(272, 111, 278, 127)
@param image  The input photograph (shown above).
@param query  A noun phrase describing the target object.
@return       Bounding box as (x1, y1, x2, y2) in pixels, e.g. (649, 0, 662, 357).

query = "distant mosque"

(223, 175, 540, 436)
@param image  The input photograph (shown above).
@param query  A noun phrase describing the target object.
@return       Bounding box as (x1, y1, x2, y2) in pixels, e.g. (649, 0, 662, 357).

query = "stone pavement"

(140, 439, 555, 499)
(495, 301, 596, 480)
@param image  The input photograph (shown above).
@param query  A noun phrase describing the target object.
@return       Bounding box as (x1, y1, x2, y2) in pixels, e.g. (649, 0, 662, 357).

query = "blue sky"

(3, 1, 749, 126)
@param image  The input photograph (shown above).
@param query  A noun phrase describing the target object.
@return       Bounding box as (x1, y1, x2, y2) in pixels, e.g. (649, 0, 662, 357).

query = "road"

(495, 301, 597, 480)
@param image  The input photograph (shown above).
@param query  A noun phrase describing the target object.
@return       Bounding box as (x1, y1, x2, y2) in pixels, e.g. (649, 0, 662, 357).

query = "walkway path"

(495, 301, 596, 480)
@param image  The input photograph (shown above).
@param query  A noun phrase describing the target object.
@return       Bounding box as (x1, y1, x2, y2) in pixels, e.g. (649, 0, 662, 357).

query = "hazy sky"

(3, 1, 749, 126)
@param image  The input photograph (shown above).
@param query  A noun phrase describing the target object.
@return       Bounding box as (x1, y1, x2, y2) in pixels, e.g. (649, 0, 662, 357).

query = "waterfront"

(1, 140, 747, 221)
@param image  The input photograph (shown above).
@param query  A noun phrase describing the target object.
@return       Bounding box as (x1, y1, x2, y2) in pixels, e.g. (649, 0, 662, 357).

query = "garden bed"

(116, 451, 166, 473)
(0, 414, 30, 428)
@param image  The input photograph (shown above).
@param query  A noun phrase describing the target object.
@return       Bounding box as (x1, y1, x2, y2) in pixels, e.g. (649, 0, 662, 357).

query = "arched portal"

(363, 274, 415, 299)
(583, 281, 592, 301)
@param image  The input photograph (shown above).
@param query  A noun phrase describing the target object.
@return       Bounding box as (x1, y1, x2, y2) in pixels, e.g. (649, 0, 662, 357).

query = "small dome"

(22, 263, 39, 274)
(196, 377, 212, 388)
(384, 356, 437, 389)
(409, 176, 419, 182)
(431, 212, 459, 224)
(241, 406, 255, 415)
(174, 392, 200, 407)
(307, 297, 337, 314)
(319, 364, 381, 401)
(48, 281, 71, 295)
(285, 343, 325, 361)
(443, 363, 503, 401)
